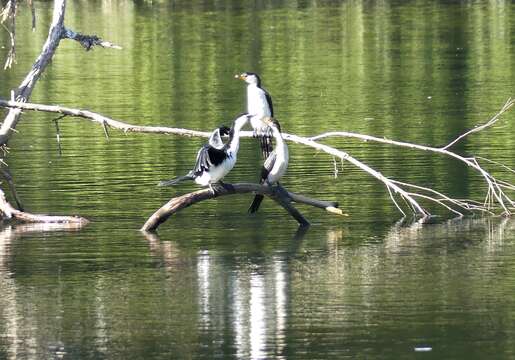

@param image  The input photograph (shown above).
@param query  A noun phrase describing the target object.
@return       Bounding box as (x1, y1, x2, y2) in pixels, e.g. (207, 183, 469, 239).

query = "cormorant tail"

(259, 136, 273, 159)
(158, 174, 194, 187)
(248, 194, 265, 214)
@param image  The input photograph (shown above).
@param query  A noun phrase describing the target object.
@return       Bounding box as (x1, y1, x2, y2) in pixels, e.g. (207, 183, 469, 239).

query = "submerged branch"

(0, 188, 88, 224)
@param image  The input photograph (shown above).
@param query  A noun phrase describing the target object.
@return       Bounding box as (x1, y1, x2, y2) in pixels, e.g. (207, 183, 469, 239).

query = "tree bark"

(0, 0, 66, 146)
(141, 183, 345, 232)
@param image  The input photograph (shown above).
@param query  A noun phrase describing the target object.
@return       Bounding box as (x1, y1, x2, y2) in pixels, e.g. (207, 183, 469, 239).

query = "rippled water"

(1, 1, 514, 359)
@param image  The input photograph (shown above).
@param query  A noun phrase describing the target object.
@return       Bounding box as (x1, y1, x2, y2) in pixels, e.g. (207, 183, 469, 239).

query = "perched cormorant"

(235, 72, 274, 158)
(248, 117, 289, 213)
(159, 114, 250, 193)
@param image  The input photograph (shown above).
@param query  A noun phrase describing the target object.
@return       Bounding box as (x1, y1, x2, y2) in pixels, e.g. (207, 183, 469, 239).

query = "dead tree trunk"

(0, 0, 120, 224)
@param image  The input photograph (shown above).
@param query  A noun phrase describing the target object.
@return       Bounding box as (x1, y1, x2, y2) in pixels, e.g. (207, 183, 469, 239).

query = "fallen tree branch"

(141, 183, 345, 231)
(0, 99, 212, 138)
(0, 98, 513, 218)
(0, 188, 88, 224)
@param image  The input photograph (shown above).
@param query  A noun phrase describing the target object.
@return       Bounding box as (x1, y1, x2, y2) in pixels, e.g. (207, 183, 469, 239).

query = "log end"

(325, 206, 349, 216)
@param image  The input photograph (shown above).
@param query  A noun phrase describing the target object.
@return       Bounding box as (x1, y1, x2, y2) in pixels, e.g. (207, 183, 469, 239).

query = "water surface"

(0, 1, 514, 359)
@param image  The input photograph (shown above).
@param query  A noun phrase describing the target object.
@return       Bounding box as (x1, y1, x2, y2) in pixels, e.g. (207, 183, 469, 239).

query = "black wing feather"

(193, 144, 229, 176)
(264, 90, 274, 117)
(192, 145, 210, 176)
(207, 147, 228, 166)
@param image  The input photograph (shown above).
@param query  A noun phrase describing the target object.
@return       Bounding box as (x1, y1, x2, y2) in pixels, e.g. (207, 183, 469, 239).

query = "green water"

(1, 1, 515, 359)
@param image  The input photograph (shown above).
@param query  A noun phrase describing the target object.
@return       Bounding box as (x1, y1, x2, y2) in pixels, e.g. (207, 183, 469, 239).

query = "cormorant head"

(218, 125, 231, 137)
(235, 72, 261, 87)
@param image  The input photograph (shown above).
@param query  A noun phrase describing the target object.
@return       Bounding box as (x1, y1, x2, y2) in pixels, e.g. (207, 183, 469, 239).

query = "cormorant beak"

(262, 116, 274, 126)
(263, 116, 281, 131)
(235, 73, 246, 81)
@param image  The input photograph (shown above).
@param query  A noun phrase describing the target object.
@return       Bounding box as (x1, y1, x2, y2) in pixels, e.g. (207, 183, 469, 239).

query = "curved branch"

(141, 183, 344, 232)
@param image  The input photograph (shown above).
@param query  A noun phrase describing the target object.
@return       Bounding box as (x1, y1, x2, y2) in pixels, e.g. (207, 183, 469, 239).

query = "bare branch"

(141, 183, 344, 231)
(0, 0, 66, 147)
(62, 28, 122, 50)
(0, 99, 212, 137)
(285, 132, 431, 217)
(1, 0, 17, 69)
(27, 0, 36, 31)
(0, 98, 513, 218)
(441, 98, 515, 150)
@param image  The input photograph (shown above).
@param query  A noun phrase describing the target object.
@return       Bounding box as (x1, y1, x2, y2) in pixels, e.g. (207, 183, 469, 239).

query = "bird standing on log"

(158, 114, 250, 193)
(248, 117, 289, 213)
(235, 72, 274, 158)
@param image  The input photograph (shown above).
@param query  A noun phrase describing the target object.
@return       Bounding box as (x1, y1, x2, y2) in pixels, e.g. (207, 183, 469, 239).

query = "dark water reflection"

(1, 218, 515, 359)
(1, 0, 515, 359)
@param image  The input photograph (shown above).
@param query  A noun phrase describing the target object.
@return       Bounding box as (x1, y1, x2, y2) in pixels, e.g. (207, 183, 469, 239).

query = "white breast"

(267, 145, 289, 185)
(247, 86, 271, 118)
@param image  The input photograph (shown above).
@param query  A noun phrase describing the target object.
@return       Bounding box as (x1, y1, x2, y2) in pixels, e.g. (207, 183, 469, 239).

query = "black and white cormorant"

(248, 117, 289, 213)
(235, 72, 274, 158)
(159, 114, 250, 193)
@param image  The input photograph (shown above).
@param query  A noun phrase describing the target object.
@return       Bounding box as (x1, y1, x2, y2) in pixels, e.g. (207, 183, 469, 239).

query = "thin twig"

(27, 0, 36, 31)
(102, 120, 110, 140)
(52, 114, 66, 156)
(476, 156, 515, 175)
(441, 98, 515, 150)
